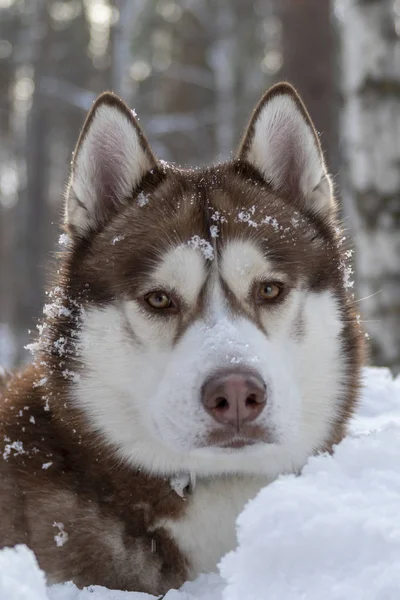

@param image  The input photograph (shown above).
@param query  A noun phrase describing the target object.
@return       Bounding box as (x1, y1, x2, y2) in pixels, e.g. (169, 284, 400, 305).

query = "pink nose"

(201, 369, 267, 430)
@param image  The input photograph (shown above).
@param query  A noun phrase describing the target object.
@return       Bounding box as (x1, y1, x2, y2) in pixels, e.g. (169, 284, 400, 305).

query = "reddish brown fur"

(0, 365, 189, 593)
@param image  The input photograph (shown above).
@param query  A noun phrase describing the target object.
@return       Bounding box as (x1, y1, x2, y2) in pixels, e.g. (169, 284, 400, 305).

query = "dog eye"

(145, 291, 172, 310)
(257, 282, 282, 301)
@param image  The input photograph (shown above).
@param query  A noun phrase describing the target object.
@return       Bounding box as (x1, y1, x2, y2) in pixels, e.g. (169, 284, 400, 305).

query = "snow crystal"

(33, 377, 48, 389)
(24, 341, 40, 356)
(290, 214, 300, 228)
(3, 440, 25, 461)
(49, 287, 63, 297)
(53, 523, 68, 548)
(53, 337, 67, 356)
(43, 303, 71, 319)
(43, 396, 50, 412)
(211, 211, 227, 224)
(159, 159, 169, 173)
(61, 370, 80, 383)
(261, 215, 280, 231)
(112, 235, 125, 245)
(137, 192, 149, 207)
(29, 416, 35, 425)
(236, 205, 258, 228)
(188, 236, 214, 261)
(42, 462, 53, 470)
(237, 211, 258, 228)
(58, 234, 70, 247)
(340, 258, 355, 289)
(210, 225, 219, 238)
(271, 218, 279, 231)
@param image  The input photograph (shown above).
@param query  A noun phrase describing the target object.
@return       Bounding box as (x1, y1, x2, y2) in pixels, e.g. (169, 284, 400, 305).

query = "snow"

(137, 192, 149, 207)
(2, 367, 400, 599)
(187, 235, 214, 260)
(2, 440, 25, 461)
(53, 523, 69, 548)
(112, 235, 125, 245)
(0, 546, 47, 600)
(58, 234, 70, 247)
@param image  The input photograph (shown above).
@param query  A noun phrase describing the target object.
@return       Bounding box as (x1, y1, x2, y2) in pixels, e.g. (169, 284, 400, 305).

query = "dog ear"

(237, 83, 334, 217)
(65, 92, 156, 235)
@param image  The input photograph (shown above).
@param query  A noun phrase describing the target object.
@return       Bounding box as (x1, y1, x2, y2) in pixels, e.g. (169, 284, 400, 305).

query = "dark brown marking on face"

(218, 276, 249, 321)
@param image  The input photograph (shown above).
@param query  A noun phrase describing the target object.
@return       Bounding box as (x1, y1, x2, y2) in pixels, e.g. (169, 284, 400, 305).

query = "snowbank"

(1, 367, 400, 600)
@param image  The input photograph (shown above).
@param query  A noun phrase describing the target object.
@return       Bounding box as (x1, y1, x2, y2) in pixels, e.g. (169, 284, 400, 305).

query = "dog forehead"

(151, 245, 208, 304)
(83, 167, 334, 302)
(220, 240, 287, 295)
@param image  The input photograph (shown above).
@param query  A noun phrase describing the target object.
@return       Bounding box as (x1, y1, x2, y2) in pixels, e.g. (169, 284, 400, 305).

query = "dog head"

(45, 84, 363, 478)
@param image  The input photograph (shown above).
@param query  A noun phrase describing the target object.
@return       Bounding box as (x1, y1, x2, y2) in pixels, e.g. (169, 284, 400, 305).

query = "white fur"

(243, 93, 333, 214)
(156, 286, 347, 578)
(149, 245, 207, 306)
(69, 240, 346, 578)
(66, 103, 153, 233)
(158, 476, 268, 578)
(72, 241, 345, 480)
(221, 240, 288, 303)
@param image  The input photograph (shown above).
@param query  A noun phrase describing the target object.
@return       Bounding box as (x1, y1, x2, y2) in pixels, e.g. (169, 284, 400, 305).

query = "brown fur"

(0, 85, 365, 594)
(0, 365, 188, 593)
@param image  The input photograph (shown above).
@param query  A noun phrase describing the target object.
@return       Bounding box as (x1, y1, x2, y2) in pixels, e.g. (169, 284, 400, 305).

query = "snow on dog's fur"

(0, 83, 364, 593)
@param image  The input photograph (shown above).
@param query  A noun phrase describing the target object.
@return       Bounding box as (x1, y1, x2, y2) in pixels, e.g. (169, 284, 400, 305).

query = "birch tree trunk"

(337, 0, 400, 372)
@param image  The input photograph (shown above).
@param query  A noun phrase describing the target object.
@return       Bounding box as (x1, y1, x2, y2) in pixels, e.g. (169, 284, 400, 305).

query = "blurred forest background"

(0, 0, 399, 372)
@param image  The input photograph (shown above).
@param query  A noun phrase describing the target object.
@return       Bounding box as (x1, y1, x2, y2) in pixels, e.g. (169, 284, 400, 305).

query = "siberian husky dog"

(0, 83, 364, 594)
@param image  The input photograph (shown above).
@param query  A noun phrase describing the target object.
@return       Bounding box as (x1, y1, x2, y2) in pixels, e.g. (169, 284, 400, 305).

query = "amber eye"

(257, 282, 282, 301)
(145, 291, 172, 310)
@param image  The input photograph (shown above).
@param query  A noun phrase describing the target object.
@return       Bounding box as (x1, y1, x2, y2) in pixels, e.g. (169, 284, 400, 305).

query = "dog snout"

(201, 369, 267, 430)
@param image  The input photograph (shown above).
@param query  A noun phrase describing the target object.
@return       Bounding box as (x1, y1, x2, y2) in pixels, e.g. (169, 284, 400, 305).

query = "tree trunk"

(279, 0, 338, 172)
(209, 0, 236, 161)
(12, 0, 50, 364)
(337, 0, 400, 372)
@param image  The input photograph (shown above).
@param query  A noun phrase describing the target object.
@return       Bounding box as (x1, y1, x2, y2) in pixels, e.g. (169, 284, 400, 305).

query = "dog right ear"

(65, 92, 156, 236)
(237, 83, 334, 218)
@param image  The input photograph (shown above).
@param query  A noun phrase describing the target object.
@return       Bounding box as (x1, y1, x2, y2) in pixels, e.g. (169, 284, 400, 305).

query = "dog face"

(45, 84, 363, 478)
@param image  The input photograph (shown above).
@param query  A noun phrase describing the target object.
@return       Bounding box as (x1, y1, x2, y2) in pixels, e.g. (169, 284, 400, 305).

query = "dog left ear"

(65, 92, 156, 236)
(237, 83, 334, 218)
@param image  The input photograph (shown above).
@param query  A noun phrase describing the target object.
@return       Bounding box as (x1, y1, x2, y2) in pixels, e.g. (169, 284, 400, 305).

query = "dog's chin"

(201, 425, 275, 450)
(195, 428, 276, 453)
(217, 438, 259, 450)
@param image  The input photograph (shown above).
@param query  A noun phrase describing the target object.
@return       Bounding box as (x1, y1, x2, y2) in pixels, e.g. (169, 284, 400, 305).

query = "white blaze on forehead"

(220, 240, 287, 301)
(150, 245, 207, 305)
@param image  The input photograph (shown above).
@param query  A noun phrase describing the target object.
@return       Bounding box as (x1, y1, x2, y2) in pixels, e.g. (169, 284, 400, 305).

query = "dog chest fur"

(161, 475, 268, 578)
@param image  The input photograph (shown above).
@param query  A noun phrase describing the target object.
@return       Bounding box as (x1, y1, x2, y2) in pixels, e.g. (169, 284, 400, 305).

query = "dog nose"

(201, 369, 267, 430)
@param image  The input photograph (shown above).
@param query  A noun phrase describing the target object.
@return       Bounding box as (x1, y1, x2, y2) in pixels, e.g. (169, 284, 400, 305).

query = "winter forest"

(0, 0, 399, 374)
